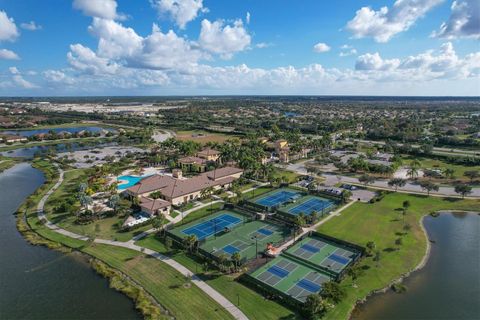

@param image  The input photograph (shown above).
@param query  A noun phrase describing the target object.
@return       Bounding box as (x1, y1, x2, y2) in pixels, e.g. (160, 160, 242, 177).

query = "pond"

(352, 212, 480, 320)
(1, 126, 115, 137)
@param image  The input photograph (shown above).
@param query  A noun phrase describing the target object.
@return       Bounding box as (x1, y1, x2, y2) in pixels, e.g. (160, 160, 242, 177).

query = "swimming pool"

(117, 175, 148, 190)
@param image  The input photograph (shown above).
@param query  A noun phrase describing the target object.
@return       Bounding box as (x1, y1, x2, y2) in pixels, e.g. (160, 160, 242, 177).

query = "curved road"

(36, 167, 248, 320)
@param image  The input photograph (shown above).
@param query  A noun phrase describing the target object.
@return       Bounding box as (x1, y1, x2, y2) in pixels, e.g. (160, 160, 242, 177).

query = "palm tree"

(182, 234, 197, 253)
(108, 194, 120, 213)
(231, 252, 241, 271)
(341, 190, 352, 203)
(200, 186, 215, 199)
(407, 166, 419, 180)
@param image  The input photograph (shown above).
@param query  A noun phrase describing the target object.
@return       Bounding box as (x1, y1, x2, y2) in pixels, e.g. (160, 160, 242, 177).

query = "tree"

(454, 183, 473, 198)
(303, 294, 328, 320)
(183, 234, 197, 253)
(444, 168, 455, 179)
(464, 170, 479, 183)
(108, 194, 120, 213)
(152, 215, 167, 235)
(388, 178, 406, 191)
(419, 180, 439, 196)
(407, 166, 419, 180)
(231, 252, 241, 271)
(358, 174, 375, 187)
(200, 186, 215, 199)
(321, 281, 345, 303)
(366, 241, 376, 256)
(341, 190, 352, 203)
(346, 264, 363, 286)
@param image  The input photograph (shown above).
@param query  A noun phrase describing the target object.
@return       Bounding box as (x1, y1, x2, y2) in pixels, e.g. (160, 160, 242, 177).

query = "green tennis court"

(250, 256, 333, 303)
(200, 218, 290, 260)
(284, 235, 359, 274)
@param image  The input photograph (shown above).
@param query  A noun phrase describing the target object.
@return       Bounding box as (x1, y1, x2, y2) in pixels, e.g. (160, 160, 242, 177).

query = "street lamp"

(251, 235, 258, 259)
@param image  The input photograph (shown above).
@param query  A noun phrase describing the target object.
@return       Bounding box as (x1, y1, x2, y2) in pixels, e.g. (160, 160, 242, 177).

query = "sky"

(0, 0, 479, 96)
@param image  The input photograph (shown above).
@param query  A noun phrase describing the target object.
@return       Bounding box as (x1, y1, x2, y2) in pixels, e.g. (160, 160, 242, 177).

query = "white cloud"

(313, 42, 331, 53)
(355, 52, 400, 70)
(20, 21, 42, 31)
(8, 67, 38, 89)
(0, 11, 19, 42)
(433, 0, 480, 39)
(339, 45, 357, 57)
(82, 19, 202, 70)
(199, 19, 251, 59)
(67, 43, 120, 75)
(246, 12, 251, 24)
(43, 70, 75, 85)
(256, 42, 272, 49)
(355, 42, 479, 80)
(346, 0, 443, 42)
(73, 0, 122, 20)
(0, 49, 19, 60)
(150, 0, 206, 29)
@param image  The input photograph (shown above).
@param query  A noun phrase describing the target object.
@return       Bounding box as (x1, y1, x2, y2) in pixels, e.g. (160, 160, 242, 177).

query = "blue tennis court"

(223, 245, 240, 255)
(301, 243, 320, 253)
(182, 213, 241, 240)
(268, 265, 289, 278)
(288, 197, 333, 215)
(257, 228, 274, 236)
(297, 279, 322, 293)
(329, 253, 350, 265)
(256, 189, 301, 207)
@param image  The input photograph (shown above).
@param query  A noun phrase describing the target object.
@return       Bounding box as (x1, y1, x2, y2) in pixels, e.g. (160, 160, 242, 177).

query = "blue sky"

(0, 0, 478, 96)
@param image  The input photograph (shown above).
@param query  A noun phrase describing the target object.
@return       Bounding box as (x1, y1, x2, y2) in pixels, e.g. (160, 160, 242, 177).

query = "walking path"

(36, 167, 248, 320)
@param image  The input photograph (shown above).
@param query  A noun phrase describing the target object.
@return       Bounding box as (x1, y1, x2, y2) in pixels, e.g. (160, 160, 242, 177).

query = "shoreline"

(348, 210, 480, 319)
(11, 162, 167, 320)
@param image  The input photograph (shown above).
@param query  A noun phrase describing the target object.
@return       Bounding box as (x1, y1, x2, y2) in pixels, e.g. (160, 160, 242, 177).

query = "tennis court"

(278, 195, 336, 218)
(284, 236, 359, 274)
(252, 188, 302, 208)
(250, 255, 334, 303)
(200, 217, 290, 260)
(169, 211, 244, 241)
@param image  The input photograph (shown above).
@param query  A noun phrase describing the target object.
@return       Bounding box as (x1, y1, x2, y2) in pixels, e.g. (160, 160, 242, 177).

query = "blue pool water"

(117, 175, 147, 190)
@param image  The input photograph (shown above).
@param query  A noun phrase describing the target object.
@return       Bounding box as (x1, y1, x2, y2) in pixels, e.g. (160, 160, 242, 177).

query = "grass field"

(272, 169, 300, 184)
(242, 186, 273, 199)
(402, 155, 480, 183)
(317, 192, 480, 320)
(0, 157, 19, 172)
(175, 130, 239, 144)
(135, 234, 300, 320)
(20, 166, 235, 319)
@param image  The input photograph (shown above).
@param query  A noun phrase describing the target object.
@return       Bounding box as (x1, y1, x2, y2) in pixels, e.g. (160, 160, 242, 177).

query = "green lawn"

(21, 170, 234, 320)
(242, 186, 273, 199)
(44, 169, 151, 242)
(317, 192, 480, 320)
(402, 155, 480, 183)
(136, 234, 299, 320)
(0, 157, 19, 172)
(273, 168, 300, 184)
(179, 202, 224, 225)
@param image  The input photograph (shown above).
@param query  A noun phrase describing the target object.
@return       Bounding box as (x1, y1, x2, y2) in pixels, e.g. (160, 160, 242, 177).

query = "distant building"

(178, 156, 207, 172)
(0, 134, 27, 143)
(197, 148, 221, 162)
(139, 197, 171, 217)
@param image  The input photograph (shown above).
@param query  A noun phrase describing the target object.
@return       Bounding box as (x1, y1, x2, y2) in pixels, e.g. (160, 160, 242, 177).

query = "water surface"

(0, 163, 141, 320)
(352, 212, 480, 320)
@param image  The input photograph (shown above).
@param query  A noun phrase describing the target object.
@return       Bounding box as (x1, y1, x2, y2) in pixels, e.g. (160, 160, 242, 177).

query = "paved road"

(281, 160, 480, 199)
(36, 167, 248, 320)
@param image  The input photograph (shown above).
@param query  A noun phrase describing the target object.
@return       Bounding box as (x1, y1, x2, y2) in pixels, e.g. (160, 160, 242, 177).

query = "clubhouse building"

(124, 166, 243, 209)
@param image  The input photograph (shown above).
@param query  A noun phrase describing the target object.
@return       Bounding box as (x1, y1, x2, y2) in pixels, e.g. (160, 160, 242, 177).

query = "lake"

(352, 212, 480, 320)
(0, 163, 141, 320)
(0, 142, 116, 158)
(1, 126, 115, 137)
